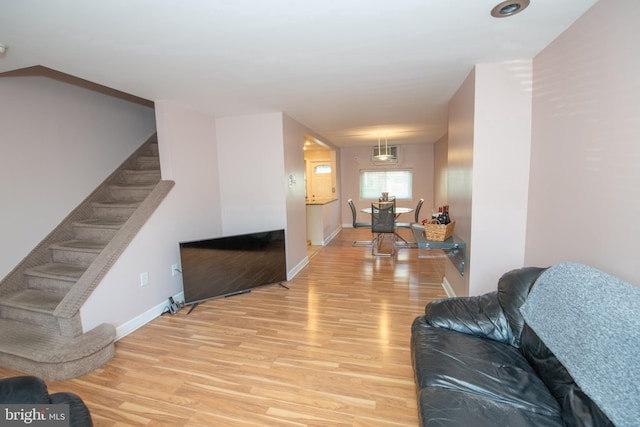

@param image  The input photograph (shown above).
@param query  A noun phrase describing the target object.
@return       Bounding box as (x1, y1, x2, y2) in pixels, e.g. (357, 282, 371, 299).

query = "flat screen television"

(179, 229, 287, 308)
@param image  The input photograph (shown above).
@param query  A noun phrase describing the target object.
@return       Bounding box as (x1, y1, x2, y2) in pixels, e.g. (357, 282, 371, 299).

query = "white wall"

(525, 0, 640, 286)
(444, 61, 533, 296)
(0, 75, 156, 279)
(215, 113, 287, 236)
(470, 61, 532, 295)
(340, 143, 434, 226)
(283, 114, 335, 275)
(213, 112, 317, 279)
(81, 101, 222, 333)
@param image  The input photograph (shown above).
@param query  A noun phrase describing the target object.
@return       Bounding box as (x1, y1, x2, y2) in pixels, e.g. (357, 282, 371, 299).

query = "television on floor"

(179, 229, 287, 307)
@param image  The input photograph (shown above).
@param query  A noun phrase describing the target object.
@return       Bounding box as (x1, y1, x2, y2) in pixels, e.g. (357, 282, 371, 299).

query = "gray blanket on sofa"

(520, 262, 640, 427)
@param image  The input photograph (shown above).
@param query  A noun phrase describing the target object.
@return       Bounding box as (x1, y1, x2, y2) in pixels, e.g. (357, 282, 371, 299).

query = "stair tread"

(0, 318, 115, 363)
(123, 169, 159, 173)
(73, 218, 127, 228)
(1, 289, 63, 313)
(24, 262, 87, 280)
(51, 239, 107, 253)
(93, 200, 141, 207)
(109, 183, 155, 189)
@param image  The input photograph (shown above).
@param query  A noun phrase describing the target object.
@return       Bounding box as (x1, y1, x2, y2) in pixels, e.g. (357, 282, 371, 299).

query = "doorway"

(308, 160, 333, 200)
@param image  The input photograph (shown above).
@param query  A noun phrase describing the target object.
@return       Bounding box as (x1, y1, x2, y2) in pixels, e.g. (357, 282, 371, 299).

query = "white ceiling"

(0, 0, 598, 147)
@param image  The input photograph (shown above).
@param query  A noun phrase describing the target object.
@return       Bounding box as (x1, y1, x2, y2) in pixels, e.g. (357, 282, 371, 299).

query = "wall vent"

(372, 145, 398, 164)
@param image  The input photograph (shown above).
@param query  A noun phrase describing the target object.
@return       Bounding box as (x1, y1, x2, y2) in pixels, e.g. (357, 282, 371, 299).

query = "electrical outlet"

(171, 264, 180, 276)
(140, 272, 149, 286)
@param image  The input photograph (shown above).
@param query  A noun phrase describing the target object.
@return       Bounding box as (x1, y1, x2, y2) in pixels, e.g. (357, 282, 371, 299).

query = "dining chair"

(371, 202, 396, 256)
(378, 197, 397, 218)
(348, 199, 373, 246)
(414, 198, 424, 223)
(396, 198, 424, 228)
(348, 199, 372, 228)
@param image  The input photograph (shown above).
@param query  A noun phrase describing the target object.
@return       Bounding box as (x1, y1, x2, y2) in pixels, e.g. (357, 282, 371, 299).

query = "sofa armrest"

(0, 376, 50, 404)
(0, 376, 93, 427)
(425, 291, 516, 346)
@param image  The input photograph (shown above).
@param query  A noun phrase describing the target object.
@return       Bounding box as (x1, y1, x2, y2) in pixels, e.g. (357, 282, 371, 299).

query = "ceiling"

(0, 0, 598, 147)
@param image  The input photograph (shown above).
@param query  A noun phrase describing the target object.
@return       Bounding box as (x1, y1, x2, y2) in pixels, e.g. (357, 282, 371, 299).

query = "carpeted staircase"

(0, 134, 174, 380)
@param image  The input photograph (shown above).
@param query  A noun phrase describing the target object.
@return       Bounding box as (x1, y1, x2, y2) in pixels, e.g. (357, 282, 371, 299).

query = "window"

(313, 165, 332, 174)
(359, 169, 412, 199)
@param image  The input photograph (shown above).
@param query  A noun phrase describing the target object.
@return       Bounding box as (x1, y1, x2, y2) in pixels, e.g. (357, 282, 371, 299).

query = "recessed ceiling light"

(491, 0, 530, 18)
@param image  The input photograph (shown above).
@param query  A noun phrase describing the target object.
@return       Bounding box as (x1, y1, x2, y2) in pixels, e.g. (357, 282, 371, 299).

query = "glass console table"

(411, 225, 467, 276)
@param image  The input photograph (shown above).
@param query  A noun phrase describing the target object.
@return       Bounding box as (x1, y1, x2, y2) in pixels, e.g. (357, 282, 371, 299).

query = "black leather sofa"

(411, 266, 616, 427)
(0, 375, 93, 427)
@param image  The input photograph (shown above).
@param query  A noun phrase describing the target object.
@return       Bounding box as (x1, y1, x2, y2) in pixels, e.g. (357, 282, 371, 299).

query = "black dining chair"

(348, 199, 372, 228)
(396, 198, 424, 229)
(371, 202, 396, 256)
(348, 199, 373, 246)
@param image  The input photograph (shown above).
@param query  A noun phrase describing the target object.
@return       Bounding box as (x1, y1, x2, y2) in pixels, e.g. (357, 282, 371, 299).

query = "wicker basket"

(424, 219, 455, 242)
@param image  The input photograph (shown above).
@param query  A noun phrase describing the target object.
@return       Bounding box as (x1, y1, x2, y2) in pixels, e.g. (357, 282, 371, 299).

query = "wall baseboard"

(323, 226, 342, 246)
(310, 225, 342, 246)
(287, 257, 308, 281)
(115, 291, 184, 340)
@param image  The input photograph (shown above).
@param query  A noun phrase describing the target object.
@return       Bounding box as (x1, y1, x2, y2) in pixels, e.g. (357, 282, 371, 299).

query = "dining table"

(360, 206, 413, 218)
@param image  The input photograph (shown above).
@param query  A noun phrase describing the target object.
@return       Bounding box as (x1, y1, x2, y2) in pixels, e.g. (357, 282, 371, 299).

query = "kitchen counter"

(306, 197, 338, 205)
(306, 198, 341, 245)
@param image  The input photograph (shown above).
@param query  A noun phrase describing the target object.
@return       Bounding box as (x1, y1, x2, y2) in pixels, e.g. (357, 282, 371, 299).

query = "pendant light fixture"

(375, 134, 390, 161)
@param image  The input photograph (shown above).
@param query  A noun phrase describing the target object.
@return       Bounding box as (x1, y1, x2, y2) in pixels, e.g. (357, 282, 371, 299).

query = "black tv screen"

(179, 229, 286, 305)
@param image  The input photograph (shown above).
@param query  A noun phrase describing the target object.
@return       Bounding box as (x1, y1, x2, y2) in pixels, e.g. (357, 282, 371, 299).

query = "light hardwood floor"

(0, 227, 448, 426)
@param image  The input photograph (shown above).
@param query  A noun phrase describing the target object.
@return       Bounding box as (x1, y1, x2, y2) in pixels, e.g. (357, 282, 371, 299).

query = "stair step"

(0, 318, 116, 380)
(24, 262, 87, 293)
(0, 289, 64, 330)
(108, 184, 155, 201)
(50, 240, 107, 266)
(25, 262, 87, 281)
(92, 200, 141, 218)
(135, 155, 160, 170)
(72, 218, 126, 241)
(146, 142, 159, 156)
(120, 169, 161, 185)
(2, 289, 63, 315)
